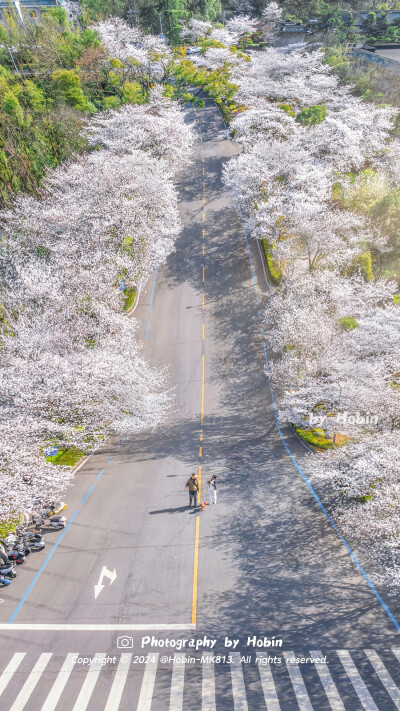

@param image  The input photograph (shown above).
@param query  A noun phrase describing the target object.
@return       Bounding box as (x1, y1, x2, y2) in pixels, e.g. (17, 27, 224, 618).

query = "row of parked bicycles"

(0, 501, 68, 587)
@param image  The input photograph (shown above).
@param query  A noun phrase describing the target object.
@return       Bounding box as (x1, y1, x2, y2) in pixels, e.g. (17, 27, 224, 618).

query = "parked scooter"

(1, 539, 27, 563)
(43, 501, 67, 516)
(18, 532, 45, 552)
(35, 513, 68, 530)
(0, 560, 17, 579)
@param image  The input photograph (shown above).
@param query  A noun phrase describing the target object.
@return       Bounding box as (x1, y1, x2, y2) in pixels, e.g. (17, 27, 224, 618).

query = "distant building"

(0, 0, 66, 24)
(351, 42, 400, 69)
(275, 21, 309, 48)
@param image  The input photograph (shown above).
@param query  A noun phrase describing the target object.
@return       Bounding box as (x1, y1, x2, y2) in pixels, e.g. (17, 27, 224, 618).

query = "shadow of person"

(148, 506, 195, 515)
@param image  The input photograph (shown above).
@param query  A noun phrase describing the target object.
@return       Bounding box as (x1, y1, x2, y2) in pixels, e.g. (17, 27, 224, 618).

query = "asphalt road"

(0, 100, 400, 710)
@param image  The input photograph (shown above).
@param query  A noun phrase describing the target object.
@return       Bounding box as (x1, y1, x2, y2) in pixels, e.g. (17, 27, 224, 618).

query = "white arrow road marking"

(94, 566, 117, 599)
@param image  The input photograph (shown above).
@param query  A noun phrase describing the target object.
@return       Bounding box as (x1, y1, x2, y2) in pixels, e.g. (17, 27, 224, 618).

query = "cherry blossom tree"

(262, 1, 283, 45)
(0, 59, 194, 518)
(180, 18, 213, 43)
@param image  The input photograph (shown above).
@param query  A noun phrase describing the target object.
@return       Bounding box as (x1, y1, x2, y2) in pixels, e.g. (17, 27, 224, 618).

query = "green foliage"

(261, 238, 283, 285)
(0, 11, 154, 205)
(296, 104, 328, 126)
(338, 316, 358, 330)
(294, 426, 333, 450)
(0, 516, 21, 538)
(45, 448, 85, 466)
(123, 288, 137, 311)
(347, 251, 373, 282)
(279, 103, 295, 117)
(50, 69, 96, 112)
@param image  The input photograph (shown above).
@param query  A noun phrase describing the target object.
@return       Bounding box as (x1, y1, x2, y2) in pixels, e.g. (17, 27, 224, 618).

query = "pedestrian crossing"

(1, 648, 400, 709)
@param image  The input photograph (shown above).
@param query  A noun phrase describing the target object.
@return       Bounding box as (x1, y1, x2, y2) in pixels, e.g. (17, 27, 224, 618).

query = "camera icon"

(117, 636, 134, 649)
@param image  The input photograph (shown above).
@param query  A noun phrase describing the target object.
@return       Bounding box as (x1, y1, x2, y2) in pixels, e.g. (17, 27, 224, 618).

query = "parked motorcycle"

(35, 514, 67, 530)
(44, 501, 67, 516)
(0, 561, 17, 579)
(18, 532, 45, 552)
(1, 539, 27, 563)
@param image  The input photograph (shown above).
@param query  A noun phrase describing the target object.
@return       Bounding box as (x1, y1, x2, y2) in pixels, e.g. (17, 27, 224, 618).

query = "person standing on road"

(208, 475, 217, 505)
(185, 473, 199, 508)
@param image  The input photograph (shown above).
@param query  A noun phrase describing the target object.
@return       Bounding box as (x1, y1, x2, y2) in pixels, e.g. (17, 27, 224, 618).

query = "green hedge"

(261, 238, 283, 285)
(123, 288, 136, 311)
(294, 426, 333, 450)
(45, 448, 84, 466)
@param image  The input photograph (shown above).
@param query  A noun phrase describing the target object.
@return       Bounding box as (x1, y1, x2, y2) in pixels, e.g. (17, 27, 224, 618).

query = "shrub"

(296, 104, 328, 126)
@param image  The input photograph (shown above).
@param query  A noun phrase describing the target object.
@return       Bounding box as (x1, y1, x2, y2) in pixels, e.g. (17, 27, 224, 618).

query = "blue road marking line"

(8, 509, 80, 624)
(96, 468, 105, 480)
(81, 484, 95, 504)
(145, 319, 150, 341)
(149, 266, 158, 313)
(107, 456, 113, 463)
(121, 436, 127, 443)
(258, 311, 261, 318)
(256, 295, 259, 304)
(115, 445, 120, 451)
(142, 352, 146, 361)
(241, 220, 400, 633)
(261, 327, 264, 336)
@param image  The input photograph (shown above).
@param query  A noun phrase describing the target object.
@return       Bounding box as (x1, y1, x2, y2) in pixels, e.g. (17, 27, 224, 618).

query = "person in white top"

(208, 475, 217, 505)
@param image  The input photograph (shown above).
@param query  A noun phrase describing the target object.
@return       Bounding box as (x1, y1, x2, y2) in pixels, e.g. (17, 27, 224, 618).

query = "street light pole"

(159, 12, 163, 34)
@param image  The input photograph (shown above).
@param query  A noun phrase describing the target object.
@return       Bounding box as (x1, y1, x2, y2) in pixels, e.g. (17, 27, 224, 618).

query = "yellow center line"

(202, 294, 205, 311)
(200, 431, 203, 442)
(202, 244, 205, 256)
(202, 212, 205, 222)
(199, 446, 202, 458)
(201, 155, 204, 163)
(202, 228, 205, 238)
(203, 181, 205, 192)
(202, 322, 205, 339)
(203, 197, 205, 207)
(202, 266, 205, 282)
(192, 516, 200, 625)
(201, 354, 205, 425)
(203, 166, 205, 176)
(200, 136, 202, 143)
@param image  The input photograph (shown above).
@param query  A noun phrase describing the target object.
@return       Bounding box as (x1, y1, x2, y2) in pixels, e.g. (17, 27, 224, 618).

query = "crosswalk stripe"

(256, 655, 281, 711)
(9, 653, 52, 711)
(169, 655, 185, 710)
(41, 653, 78, 711)
(365, 649, 400, 709)
(310, 650, 345, 711)
(202, 662, 216, 711)
(337, 650, 379, 711)
(285, 652, 313, 711)
(104, 654, 132, 711)
(137, 653, 159, 711)
(71, 652, 106, 711)
(231, 652, 248, 711)
(0, 653, 26, 699)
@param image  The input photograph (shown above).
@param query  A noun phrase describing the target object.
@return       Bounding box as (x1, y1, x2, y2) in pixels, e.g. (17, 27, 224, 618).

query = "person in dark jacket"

(185, 473, 199, 507)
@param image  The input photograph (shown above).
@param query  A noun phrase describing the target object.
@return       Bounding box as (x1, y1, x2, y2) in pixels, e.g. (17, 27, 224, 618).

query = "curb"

(126, 289, 140, 316)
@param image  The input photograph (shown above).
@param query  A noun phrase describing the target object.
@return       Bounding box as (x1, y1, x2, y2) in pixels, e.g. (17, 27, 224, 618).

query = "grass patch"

(294, 426, 350, 450)
(294, 426, 334, 450)
(261, 238, 283, 286)
(45, 448, 85, 466)
(123, 288, 136, 311)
